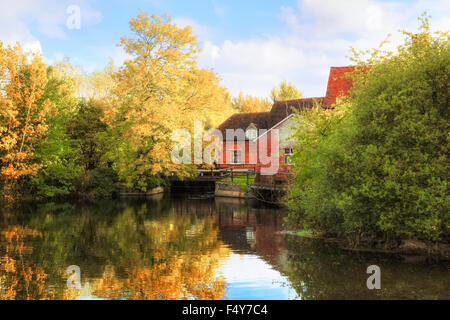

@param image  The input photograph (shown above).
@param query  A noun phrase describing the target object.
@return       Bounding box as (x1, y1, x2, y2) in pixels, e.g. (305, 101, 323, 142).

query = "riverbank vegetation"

(286, 15, 449, 247)
(1, 10, 447, 252)
(0, 11, 302, 204)
(0, 13, 235, 202)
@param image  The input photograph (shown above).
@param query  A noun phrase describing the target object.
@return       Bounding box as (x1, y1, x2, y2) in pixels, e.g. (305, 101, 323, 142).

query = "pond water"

(0, 194, 448, 300)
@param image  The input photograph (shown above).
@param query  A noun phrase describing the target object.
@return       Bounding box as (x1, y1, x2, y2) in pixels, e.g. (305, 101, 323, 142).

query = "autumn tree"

(0, 43, 52, 199)
(80, 61, 117, 103)
(104, 12, 233, 191)
(270, 80, 303, 102)
(232, 92, 272, 113)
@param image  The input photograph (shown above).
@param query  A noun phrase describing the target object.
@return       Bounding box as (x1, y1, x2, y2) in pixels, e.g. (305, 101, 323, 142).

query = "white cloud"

(199, 36, 339, 97)
(199, 0, 450, 98)
(295, 0, 399, 37)
(0, 0, 101, 56)
(434, 17, 450, 31)
(90, 45, 133, 71)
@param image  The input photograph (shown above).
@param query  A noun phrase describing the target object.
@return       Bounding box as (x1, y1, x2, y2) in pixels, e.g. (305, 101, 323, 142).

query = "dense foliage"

(100, 12, 234, 191)
(287, 17, 449, 244)
(0, 44, 52, 200)
(270, 80, 303, 102)
(0, 12, 238, 201)
(232, 92, 272, 113)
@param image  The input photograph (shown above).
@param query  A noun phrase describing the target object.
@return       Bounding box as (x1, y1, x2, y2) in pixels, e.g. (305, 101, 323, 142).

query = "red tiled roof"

(217, 97, 324, 140)
(217, 66, 360, 139)
(269, 97, 324, 126)
(217, 112, 271, 140)
(323, 66, 356, 108)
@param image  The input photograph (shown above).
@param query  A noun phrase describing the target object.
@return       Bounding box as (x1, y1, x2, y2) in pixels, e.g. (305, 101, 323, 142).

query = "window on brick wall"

(246, 123, 258, 140)
(230, 150, 242, 164)
(284, 147, 293, 164)
(246, 128, 257, 140)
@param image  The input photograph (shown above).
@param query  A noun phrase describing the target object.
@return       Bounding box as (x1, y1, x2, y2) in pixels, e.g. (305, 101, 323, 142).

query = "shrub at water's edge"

(286, 15, 449, 248)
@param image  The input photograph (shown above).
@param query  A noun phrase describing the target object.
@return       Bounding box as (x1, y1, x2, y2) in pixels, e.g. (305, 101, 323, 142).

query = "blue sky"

(1, 0, 449, 98)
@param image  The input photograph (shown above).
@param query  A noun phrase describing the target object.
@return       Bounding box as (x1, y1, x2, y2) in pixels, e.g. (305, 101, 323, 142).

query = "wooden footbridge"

(170, 167, 256, 182)
(170, 166, 290, 202)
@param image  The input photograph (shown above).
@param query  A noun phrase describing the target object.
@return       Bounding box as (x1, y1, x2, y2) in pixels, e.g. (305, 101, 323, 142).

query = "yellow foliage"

(270, 80, 303, 102)
(232, 92, 272, 113)
(105, 12, 233, 184)
(0, 42, 52, 195)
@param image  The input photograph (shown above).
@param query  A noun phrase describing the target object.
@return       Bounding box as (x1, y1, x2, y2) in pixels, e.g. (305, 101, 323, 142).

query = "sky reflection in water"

(0, 195, 448, 300)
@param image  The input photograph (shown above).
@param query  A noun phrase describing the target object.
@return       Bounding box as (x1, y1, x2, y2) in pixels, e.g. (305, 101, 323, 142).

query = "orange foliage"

(89, 251, 228, 300)
(0, 225, 51, 300)
(0, 42, 52, 198)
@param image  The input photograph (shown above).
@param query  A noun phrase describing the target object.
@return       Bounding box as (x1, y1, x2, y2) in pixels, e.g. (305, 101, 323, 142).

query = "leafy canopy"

(287, 14, 449, 244)
(270, 80, 303, 102)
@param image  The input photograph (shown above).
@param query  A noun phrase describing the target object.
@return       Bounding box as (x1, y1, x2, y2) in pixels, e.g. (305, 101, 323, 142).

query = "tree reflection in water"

(0, 195, 448, 300)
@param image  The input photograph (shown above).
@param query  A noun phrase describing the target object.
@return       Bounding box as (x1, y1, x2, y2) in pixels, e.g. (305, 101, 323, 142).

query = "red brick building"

(216, 66, 356, 183)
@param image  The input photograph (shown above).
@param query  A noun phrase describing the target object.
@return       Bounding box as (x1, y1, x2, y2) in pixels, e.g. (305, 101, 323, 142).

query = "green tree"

(287, 15, 449, 245)
(29, 63, 81, 198)
(68, 99, 107, 171)
(30, 62, 116, 199)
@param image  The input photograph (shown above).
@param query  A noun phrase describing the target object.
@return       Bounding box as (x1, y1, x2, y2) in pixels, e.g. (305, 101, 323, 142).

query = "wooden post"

(246, 171, 249, 184)
(231, 168, 234, 183)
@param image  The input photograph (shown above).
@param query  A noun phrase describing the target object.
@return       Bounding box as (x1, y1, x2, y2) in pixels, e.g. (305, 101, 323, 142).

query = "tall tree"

(287, 15, 449, 244)
(0, 43, 52, 198)
(30, 62, 82, 198)
(270, 81, 303, 102)
(105, 12, 232, 191)
(232, 92, 272, 113)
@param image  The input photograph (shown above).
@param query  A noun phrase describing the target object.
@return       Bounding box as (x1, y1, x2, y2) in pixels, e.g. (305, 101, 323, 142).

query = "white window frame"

(246, 128, 257, 140)
(284, 147, 293, 164)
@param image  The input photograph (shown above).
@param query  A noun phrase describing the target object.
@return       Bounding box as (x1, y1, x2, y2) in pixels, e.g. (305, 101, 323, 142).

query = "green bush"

(31, 162, 81, 198)
(287, 18, 449, 244)
(86, 167, 119, 198)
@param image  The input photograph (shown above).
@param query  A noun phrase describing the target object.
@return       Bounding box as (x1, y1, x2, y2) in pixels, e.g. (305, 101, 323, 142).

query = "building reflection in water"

(2, 194, 448, 300)
(172, 196, 298, 300)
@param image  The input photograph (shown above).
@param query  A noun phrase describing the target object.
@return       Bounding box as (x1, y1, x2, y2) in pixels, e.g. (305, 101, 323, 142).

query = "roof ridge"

(273, 96, 324, 103)
(230, 111, 270, 115)
(329, 65, 356, 69)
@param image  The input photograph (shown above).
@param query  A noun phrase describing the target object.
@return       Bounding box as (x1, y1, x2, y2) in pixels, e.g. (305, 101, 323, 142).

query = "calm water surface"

(0, 194, 448, 300)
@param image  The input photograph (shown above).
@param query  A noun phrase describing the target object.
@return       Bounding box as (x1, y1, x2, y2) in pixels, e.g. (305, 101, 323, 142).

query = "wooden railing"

(228, 167, 256, 184)
(197, 167, 233, 178)
(197, 167, 256, 183)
